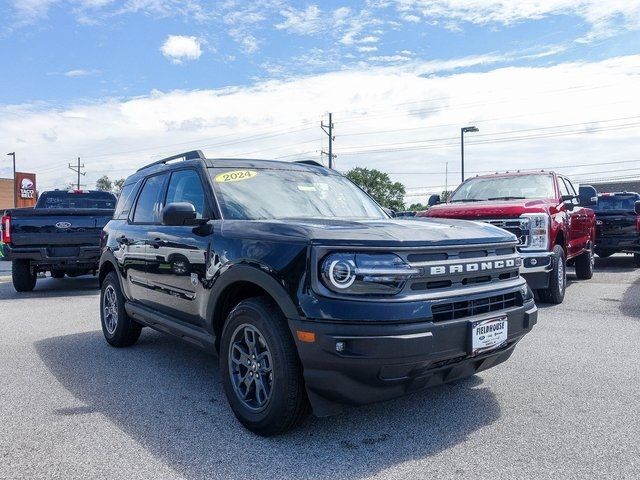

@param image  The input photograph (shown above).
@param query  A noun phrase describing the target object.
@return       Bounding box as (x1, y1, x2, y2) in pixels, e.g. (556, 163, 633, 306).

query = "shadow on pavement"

(36, 330, 501, 480)
(594, 255, 638, 273)
(619, 277, 640, 319)
(0, 276, 99, 300)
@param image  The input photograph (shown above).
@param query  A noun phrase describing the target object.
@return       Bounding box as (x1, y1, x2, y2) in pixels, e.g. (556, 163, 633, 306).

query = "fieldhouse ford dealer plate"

(471, 317, 508, 356)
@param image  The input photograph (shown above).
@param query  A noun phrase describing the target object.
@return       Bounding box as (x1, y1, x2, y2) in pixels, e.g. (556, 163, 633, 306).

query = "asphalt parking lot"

(0, 256, 639, 480)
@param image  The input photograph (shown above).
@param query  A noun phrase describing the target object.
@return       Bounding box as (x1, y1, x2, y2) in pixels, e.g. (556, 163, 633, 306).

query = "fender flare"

(205, 263, 301, 325)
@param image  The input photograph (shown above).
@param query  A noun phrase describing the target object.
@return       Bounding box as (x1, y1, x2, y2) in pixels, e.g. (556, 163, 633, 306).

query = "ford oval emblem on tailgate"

(55, 222, 72, 229)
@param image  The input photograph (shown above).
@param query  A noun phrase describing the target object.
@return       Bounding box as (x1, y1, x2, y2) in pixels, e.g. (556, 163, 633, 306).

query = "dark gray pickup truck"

(2, 190, 116, 291)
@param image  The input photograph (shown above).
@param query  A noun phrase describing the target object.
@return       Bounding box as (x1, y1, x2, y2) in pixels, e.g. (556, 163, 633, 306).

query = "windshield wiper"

(450, 199, 484, 203)
(486, 196, 526, 200)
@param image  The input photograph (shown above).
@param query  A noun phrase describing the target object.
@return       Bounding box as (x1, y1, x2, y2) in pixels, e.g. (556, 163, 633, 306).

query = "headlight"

(520, 213, 549, 251)
(320, 252, 420, 295)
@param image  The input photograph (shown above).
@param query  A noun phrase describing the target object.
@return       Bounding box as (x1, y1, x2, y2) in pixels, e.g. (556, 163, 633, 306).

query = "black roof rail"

(137, 150, 205, 172)
(294, 159, 325, 168)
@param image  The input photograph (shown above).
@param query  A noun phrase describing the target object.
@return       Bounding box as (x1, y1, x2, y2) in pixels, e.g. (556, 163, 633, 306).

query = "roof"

(126, 151, 334, 185)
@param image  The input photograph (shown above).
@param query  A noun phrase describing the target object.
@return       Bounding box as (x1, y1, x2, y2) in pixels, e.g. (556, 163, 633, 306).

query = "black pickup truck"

(593, 192, 640, 265)
(98, 150, 537, 435)
(2, 190, 116, 291)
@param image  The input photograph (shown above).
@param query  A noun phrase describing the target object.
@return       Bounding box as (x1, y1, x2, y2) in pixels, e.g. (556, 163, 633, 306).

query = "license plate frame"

(470, 316, 508, 356)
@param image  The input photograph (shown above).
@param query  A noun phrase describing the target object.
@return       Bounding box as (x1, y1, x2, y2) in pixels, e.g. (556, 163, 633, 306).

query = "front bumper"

(5, 245, 101, 270)
(519, 250, 554, 290)
(290, 300, 537, 416)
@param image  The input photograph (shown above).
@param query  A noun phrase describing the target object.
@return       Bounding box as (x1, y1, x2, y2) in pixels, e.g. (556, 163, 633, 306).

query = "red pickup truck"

(419, 171, 598, 304)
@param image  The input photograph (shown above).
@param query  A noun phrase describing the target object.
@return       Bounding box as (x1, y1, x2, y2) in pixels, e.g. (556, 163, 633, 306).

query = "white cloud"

(64, 69, 100, 77)
(160, 35, 202, 63)
(357, 46, 378, 53)
(394, 1, 640, 40)
(2, 55, 639, 198)
(275, 5, 323, 35)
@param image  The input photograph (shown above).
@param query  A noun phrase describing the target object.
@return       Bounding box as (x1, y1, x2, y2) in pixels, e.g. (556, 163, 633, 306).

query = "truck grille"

(396, 242, 521, 296)
(431, 292, 519, 322)
(482, 219, 530, 246)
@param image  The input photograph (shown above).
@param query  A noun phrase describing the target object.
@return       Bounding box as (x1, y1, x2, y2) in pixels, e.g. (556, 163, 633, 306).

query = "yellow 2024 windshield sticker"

(214, 170, 258, 183)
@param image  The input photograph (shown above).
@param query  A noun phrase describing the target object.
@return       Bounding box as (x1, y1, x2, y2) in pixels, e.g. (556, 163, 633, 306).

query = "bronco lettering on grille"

(429, 258, 517, 275)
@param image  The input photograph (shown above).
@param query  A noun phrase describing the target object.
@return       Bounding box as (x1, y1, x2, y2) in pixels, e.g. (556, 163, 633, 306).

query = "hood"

(220, 217, 516, 247)
(424, 198, 557, 219)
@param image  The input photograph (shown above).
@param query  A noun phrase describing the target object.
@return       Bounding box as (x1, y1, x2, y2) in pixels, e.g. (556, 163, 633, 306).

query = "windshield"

(594, 195, 639, 211)
(36, 191, 117, 209)
(210, 167, 387, 220)
(450, 174, 555, 202)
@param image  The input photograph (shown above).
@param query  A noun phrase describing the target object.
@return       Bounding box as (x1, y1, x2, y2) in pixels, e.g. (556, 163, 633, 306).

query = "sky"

(1, 0, 640, 203)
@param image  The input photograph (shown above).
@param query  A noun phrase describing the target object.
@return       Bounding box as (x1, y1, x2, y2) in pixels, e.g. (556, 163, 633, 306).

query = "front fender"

(205, 263, 302, 326)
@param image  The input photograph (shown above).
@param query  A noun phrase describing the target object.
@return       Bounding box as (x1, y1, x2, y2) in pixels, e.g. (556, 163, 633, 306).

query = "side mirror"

(382, 207, 396, 218)
(427, 194, 441, 207)
(635, 200, 640, 215)
(578, 185, 598, 207)
(161, 202, 203, 226)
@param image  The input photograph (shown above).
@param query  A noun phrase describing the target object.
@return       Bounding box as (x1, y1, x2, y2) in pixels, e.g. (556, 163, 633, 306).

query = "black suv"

(98, 150, 537, 436)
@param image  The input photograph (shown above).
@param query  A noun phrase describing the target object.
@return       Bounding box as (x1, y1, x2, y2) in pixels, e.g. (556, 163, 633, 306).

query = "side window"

(558, 178, 571, 198)
(561, 178, 578, 205)
(132, 174, 167, 224)
(114, 181, 139, 220)
(165, 169, 206, 218)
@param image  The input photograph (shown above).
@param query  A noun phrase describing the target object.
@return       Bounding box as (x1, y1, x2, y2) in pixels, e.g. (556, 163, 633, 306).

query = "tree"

(95, 175, 113, 192)
(113, 178, 125, 196)
(408, 203, 428, 211)
(346, 167, 406, 211)
(441, 190, 452, 202)
(95, 175, 126, 195)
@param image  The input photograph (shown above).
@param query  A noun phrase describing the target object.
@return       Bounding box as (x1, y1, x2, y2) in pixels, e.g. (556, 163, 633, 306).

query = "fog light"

(530, 258, 538, 266)
(335, 341, 346, 352)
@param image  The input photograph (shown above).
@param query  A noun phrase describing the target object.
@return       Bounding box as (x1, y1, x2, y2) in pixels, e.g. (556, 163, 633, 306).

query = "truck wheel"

(12, 260, 37, 292)
(220, 297, 309, 436)
(51, 271, 65, 279)
(100, 271, 141, 347)
(634, 253, 640, 268)
(539, 245, 566, 304)
(574, 245, 594, 280)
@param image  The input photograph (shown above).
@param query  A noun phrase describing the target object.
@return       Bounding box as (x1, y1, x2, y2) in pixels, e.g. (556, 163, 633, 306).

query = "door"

(143, 168, 211, 326)
(126, 172, 169, 305)
(559, 177, 585, 257)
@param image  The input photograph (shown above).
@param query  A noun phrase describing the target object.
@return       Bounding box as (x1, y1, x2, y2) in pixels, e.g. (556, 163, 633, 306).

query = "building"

(0, 172, 38, 211)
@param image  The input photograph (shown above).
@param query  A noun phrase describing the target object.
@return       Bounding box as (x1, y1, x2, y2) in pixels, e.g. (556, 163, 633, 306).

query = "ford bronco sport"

(98, 150, 537, 435)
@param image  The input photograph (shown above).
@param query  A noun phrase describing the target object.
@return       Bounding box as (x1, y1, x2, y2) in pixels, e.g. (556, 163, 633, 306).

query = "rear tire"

(574, 245, 594, 280)
(51, 271, 65, 279)
(12, 260, 37, 292)
(100, 271, 141, 347)
(220, 297, 309, 436)
(538, 245, 566, 304)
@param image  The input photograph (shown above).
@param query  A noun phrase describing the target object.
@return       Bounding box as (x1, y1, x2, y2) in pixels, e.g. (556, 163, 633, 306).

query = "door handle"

(116, 235, 130, 246)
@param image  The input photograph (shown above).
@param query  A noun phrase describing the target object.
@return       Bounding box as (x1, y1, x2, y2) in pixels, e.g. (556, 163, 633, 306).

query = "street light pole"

(460, 126, 479, 183)
(6, 152, 16, 208)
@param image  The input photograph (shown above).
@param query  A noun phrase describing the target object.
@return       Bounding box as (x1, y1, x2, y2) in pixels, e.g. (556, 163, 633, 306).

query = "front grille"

(482, 218, 530, 246)
(399, 243, 521, 295)
(431, 292, 519, 322)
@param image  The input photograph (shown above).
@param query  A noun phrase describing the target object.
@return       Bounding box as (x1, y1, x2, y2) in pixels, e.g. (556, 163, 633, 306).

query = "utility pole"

(445, 161, 448, 198)
(68, 157, 86, 190)
(321, 113, 336, 169)
(460, 126, 479, 183)
(6, 152, 16, 207)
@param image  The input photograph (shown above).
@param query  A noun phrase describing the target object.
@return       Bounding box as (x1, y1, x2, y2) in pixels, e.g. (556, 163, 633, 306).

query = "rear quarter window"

(113, 181, 140, 220)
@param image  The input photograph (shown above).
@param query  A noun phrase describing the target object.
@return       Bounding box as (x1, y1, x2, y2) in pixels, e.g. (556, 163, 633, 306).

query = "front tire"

(12, 260, 37, 292)
(220, 297, 309, 436)
(538, 245, 566, 304)
(100, 271, 141, 347)
(574, 244, 594, 280)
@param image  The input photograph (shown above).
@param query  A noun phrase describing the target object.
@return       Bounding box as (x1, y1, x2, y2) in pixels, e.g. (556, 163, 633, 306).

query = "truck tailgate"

(596, 212, 637, 237)
(7, 208, 113, 248)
